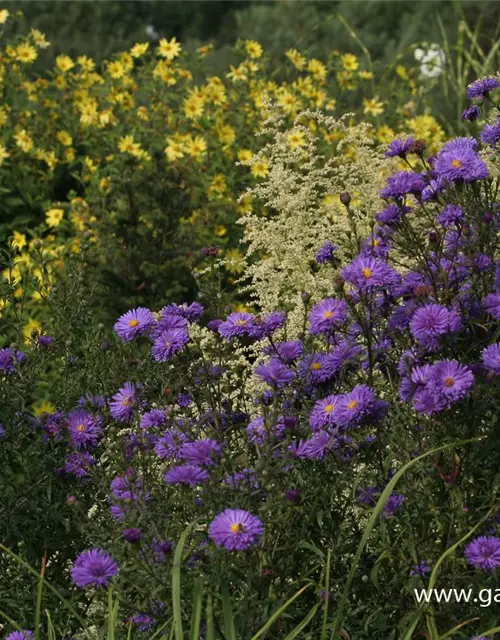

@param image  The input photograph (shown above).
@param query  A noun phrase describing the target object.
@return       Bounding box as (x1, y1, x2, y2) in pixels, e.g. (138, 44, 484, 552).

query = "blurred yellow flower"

(165, 138, 185, 161)
(131, 42, 149, 58)
(341, 54, 359, 71)
(285, 48, 306, 70)
(77, 55, 95, 72)
(185, 135, 207, 158)
(30, 28, 50, 49)
(307, 59, 327, 81)
(237, 195, 253, 215)
(56, 130, 73, 146)
(0, 9, 9, 24)
(363, 97, 384, 116)
(250, 160, 269, 178)
(287, 129, 306, 149)
(14, 129, 33, 152)
(358, 70, 374, 80)
(16, 44, 37, 64)
(107, 60, 125, 79)
(227, 64, 247, 82)
(237, 149, 253, 163)
(158, 37, 181, 60)
(99, 177, 111, 193)
(376, 125, 395, 143)
(33, 400, 56, 416)
(0, 144, 9, 165)
(215, 224, 227, 237)
(46, 208, 64, 227)
(245, 40, 263, 59)
(11, 231, 27, 250)
(23, 318, 42, 342)
(56, 55, 75, 72)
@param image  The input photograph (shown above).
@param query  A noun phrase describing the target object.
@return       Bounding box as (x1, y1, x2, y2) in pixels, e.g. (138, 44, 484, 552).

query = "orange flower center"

(444, 376, 455, 387)
(128, 319, 140, 328)
(324, 404, 334, 413)
(230, 523, 244, 534)
(323, 311, 333, 318)
(347, 400, 358, 410)
(76, 424, 85, 432)
(121, 398, 131, 407)
(362, 268, 372, 279)
(312, 362, 322, 370)
(451, 159, 462, 168)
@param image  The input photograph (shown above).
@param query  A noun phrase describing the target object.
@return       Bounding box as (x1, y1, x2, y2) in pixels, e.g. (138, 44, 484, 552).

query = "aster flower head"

(209, 508, 264, 550)
(383, 492, 405, 518)
(462, 105, 480, 121)
(410, 304, 456, 349)
(110, 381, 137, 422)
(179, 438, 221, 466)
(152, 328, 189, 362)
(435, 137, 488, 183)
(308, 298, 348, 335)
(254, 359, 295, 387)
(154, 429, 189, 459)
(67, 410, 102, 449)
(335, 385, 377, 429)
(151, 537, 174, 563)
(71, 548, 119, 588)
(437, 204, 464, 228)
(298, 352, 338, 384)
(484, 293, 500, 319)
(342, 256, 400, 292)
(252, 311, 287, 338)
(63, 451, 96, 478)
(429, 360, 474, 405)
(218, 312, 257, 339)
(315, 240, 338, 264)
(140, 408, 167, 429)
(123, 528, 142, 543)
(114, 307, 155, 342)
(465, 535, 500, 571)
(482, 343, 500, 375)
(263, 340, 303, 363)
(380, 170, 425, 199)
(376, 204, 411, 226)
(0, 347, 16, 375)
(410, 561, 431, 577)
(385, 137, 415, 158)
(466, 76, 500, 100)
(481, 119, 500, 146)
(162, 301, 204, 322)
(309, 394, 340, 431)
(247, 416, 286, 445)
(164, 464, 209, 486)
(4, 632, 34, 640)
(290, 431, 332, 459)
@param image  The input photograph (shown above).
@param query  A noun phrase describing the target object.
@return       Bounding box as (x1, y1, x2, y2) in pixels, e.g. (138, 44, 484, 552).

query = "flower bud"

(339, 191, 351, 207)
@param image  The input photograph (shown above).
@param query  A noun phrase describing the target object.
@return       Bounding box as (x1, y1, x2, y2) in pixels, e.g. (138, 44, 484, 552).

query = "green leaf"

(250, 584, 310, 640)
(221, 580, 237, 640)
(172, 525, 193, 640)
(189, 578, 204, 640)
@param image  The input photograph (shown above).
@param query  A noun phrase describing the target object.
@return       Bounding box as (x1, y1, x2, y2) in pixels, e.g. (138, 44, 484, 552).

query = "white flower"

(414, 44, 445, 78)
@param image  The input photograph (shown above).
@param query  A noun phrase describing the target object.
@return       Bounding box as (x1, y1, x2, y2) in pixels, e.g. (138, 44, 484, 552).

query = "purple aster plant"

(308, 298, 348, 335)
(254, 359, 295, 387)
(140, 409, 167, 429)
(384, 137, 415, 158)
(163, 464, 209, 486)
(161, 301, 204, 322)
(109, 382, 137, 422)
(437, 204, 464, 227)
(481, 119, 500, 146)
(342, 256, 400, 291)
(0, 348, 16, 375)
(309, 395, 340, 431)
(484, 293, 500, 319)
(464, 535, 500, 571)
(71, 548, 119, 588)
(179, 439, 221, 466)
(428, 360, 474, 406)
(466, 76, 500, 100)
(434, 137, 488, 183)
(298, 352, 338, 384)
(482, 343, 500, 375)
(114, 307, 155, 342)
(218, 312, 257, 339)
(208, 508, 264, 550)
(63, 451, 96, 478)
(410, 561, 431, 577)
(67, 409, 102, 449)
(4, 632, 34, 640)
(315, 240, 338, 264)
(462, 105, 480, 121)
(380, 170, 426, 199)
(152, 328, 189, 362)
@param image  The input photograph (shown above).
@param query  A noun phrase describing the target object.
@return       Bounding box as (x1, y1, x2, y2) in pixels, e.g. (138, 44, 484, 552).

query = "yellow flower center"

(444, 376, 455, 388)
(235, 319, 247, 326)
(362, 268, 372, 279)
(121, 398, 131, 407)
(347, 400, 358, 410)
(128, 319, 140, 328)
(324, 404, 334, 413)
(451, 159, 462, 168)
(323, 311, 333, 318)
(312, 362, 322, 370)
(230, 523, 244, 533)
(76, 424, 85, 432)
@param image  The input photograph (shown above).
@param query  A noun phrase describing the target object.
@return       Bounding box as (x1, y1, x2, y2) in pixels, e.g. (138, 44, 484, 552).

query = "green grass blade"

(126, 619, 133, 640)
(0, 609, 23, 630)
(221, 580, 237, 640)
(330, 437, 481, 639)
(34, 555, 46, 640)
(147, 618, 173, 640)
(250, 584, 310, 640)
(475, 624, 500, 638)
(401, 613, 421, 640)
(189, 578, 204, 640)
(46, 610, 56, 640)
(172, 525, 193, 640)
(107, 587, 116, 640)
(205, 593, 215, 640)
(321, 550, 331, 640)
(439, 617, 479, 640)
(282, 604, 320, 640)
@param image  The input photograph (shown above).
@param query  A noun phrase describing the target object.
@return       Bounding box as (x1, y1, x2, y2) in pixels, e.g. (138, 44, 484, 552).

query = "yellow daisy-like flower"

(250, 160, 269, 178)
(277, 90, 302, 115)
(99, 177, 111, 193)
(107, 60, 125, 79)
(11, 231, 27, 250)
(358, 70, 374, 80)
(77, 55, 95, 72)
(215, 224, 227, 237)
(185, 135, 207, 158)
(237, 194, 253, 215)
(56, 55, 75, 72)
(307, 58, 327, 81)
(56, 130, 73, 147)
(33, 400, 56, 417)
(245, 40, 263, 59)
(158, 37, 181, 60)
(197, 44, 213, 58)
(226, 64, 247, 82)
(16, 44, 38, 64)
(224, 249, 246, 275)
(14, 129, 33, 152)
(136, 106, 149, 121)
(131, 42, 149, 58)
(23, 318, 42, 343)
(376, 125, 396, 144)
(217, 123, 236, 146)
(0, 144, 9, 165)
(341, 53, 359, 71)
(118, 135, 139, 154)
(363, 97, 384, 116)
(165, 138, 185, 162)
(285, 48, 306, 70)
(46, 208, 64, 227)
(30, 28, 50, 49)
(183, 95, 204, 120)
(237, 149, 253, 163)
(287, 129, 306, 149)
(0, 9, 9, 24)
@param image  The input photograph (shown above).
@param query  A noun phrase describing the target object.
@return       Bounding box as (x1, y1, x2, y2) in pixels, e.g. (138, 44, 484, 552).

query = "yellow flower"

(99, 177, 111, 193)
(237, 149, 253, 163)
(277, 90, 301, 115)
(158, 37, 181, 60)
(131, 42, 149, 58)
(120, 52, 134, 71)
(307, 58, 327, 81)
(237, 194, 253, 214)
(185, 135, 207, 158)
(107, 60, 125, 79)
(208, 174, 227, 199)
(197, 44, 213, 58)
(136, 106, 149, 121)
(33, 400, 56, 417)
(165, 138, 185, 161)
(217, 123, 236, 146)
(342, 54, 359, 71)
(153, 60, 177, 85)
(226, 64, 248, 82)
(376, 125, 395, 144)
(245, 40, 263, 58)
(285, 48, 306, 70)
(363, 97, 384, 116)
(77, 55, 95, 72)
(56, 55, 75, 72)
(0, 144, 9, 165)
(23, 318, 42, 343)
(183, 95, 204, 119)
(30, 28, 50, 49)
(215, 224, 227, 237)
(14, 129, 33, 152)
(11, 231, 27, 250)
(16, 44, 38, 64)
(0, 9, 9, 24)
(46, 208, 64, 227)
(56, 130, 73, 146)
(358, 70, 374, 80)
(396, 64, 409, 80)
(224, 249, 246, 275)
(287, 129, 306, 149)
(250, 160, 269, 178)
(64, 147, 76, 162)
(118, 135, 140, 154)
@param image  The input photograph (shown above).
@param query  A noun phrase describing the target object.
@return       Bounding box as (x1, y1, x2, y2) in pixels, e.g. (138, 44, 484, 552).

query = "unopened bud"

(339, 191, 351, 207)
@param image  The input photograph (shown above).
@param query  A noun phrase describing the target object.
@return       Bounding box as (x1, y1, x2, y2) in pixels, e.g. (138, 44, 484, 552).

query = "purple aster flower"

(114, 307, 155, 342)
(0, 348, 16, 375)
(298, 352, 338, 384)
(207, 319, 223, 332)
(63, 451, 96, 478)
(247, 416, 285, 445)
(162, 302, 204, 322)
(462, 105, 480, 121)
(335, 385, 377, 429)
(218, 312, 257, 339)
(410, 304, 455, 349)
(179, 439, 221, 465)
(252, 311, 287, 338)
(151, 537, 174, 562)
(473, 254, 492, 271)
(482, 343, 500, 375)
(110, 470, 146, 504)
(290, 431, 332, 459)
(342, 256, 400, 291)
(225, 468, 259, 489)
(465, 535, 500, 571)
(421, 175, 448, 203)
(410, 561, 431, 577)
(130, 614, 154, 632)
(481, 119, 500, 146)
(4, 632, 34, 640)
(484, 293, 500, 319)
(437, 204, 464, 227)
(176, 392, 192, 407)
(383, 493, 405, 518)
(254, 359, 295, 387)
(209, 508, 264, 550)
(263, 340, 303, 364)
(428, 360, 474, 405)
(140, 409, 167, 429)
(79, 394, 106, 409)
(163, 464, 209, 486)
(71, 548, 119, 588)
(356, 485, 379, 506)
(309, 395, 340, 431)
(123, 528, 142, 543)
(37, 335, 53, 347)
(435, 137, 488, 183)
(67, 410, 102, 449)
(385, 137, 415, 158)
(380, 170, 425, 199)
(308, 298, 348, 335)
(151, 312, 188, 338)
(110, 382, 137, 422)
(361, 230, 392, 259)
(330, 340, 363, 371)
(466, 76, 500, 100)
(152, 328, 189, 362)
(376, 204, 411, 226)
(0, 424, 5, 438)
(315, 240, 338, 264)
(154, 429, 188, 459)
